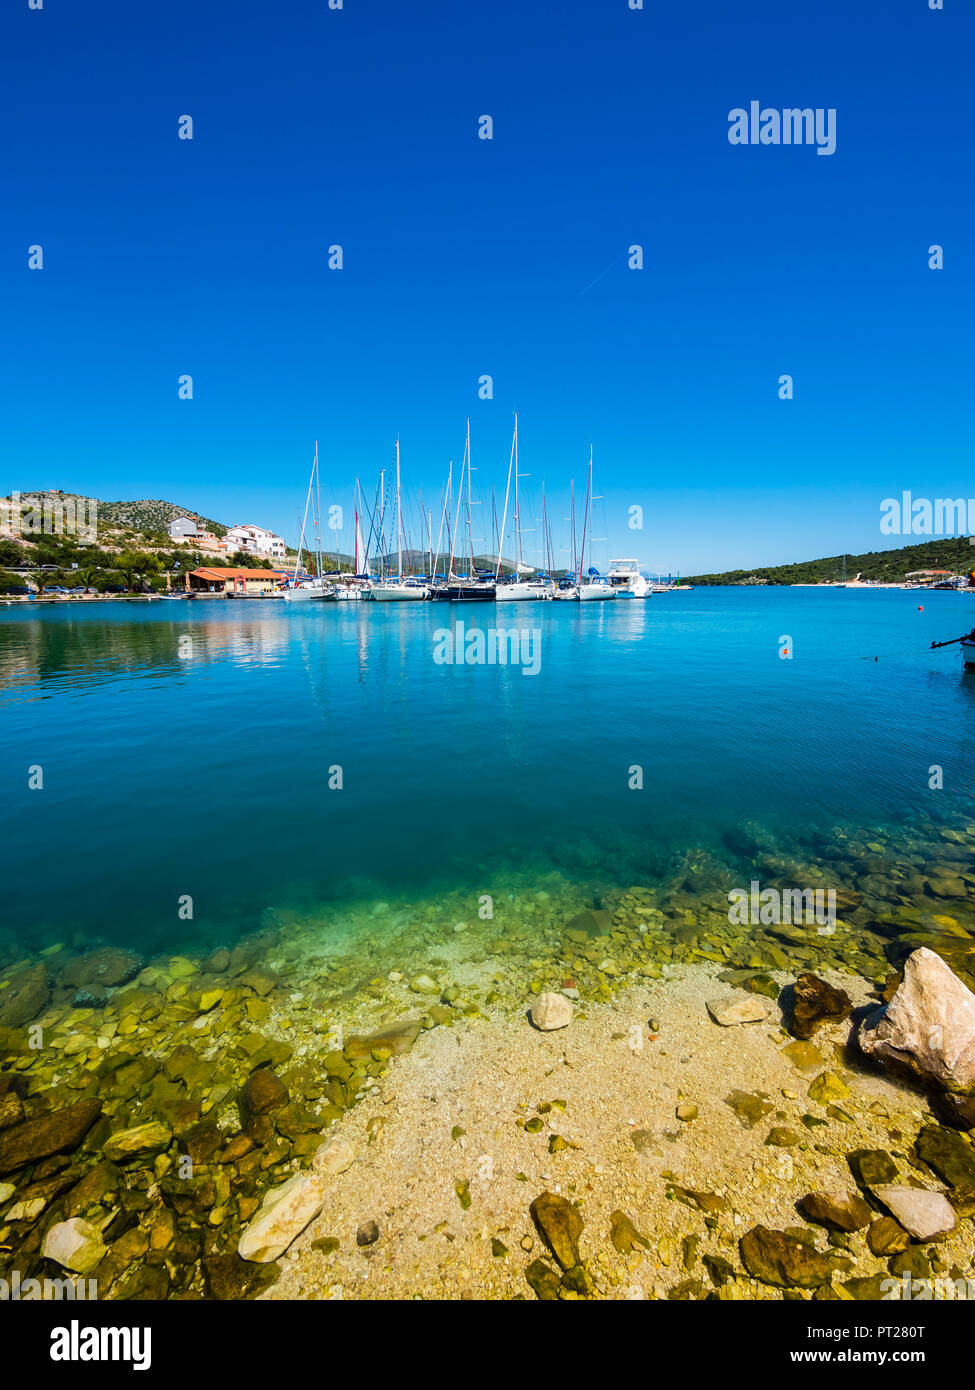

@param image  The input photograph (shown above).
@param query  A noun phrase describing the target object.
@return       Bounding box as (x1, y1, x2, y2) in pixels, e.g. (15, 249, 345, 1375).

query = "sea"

(1, 587, 973, 962)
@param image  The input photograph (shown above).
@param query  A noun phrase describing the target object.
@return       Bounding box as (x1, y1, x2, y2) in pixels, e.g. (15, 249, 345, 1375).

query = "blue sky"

(2, 0, 972, 573)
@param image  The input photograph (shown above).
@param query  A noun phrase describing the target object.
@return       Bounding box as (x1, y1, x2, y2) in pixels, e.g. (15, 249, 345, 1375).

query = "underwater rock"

(525, 1258, 561, 1300)
(871, 1186, 956, 1241)
(915, 1124, 975, 1214)
(866, 1217, 911, 1256)
(530, 992, 573, 1031)
(739, 1225, 832, 1289)
(60, 947, 143, 991)
(0, 1092, 25, 1130)
(799, 1190, 873, 1232)
(706, 995, 766, 1026)
(103, 1121, 172, 1162)
(530, 1191, 583, 1270)
(240, 1068, 289, 1119)
(858, 948, 975, 1094)
(807, 1071, 851, 1105)
(345, 1019, 421, 1059)
(847, 1148, 899, 1191)
(0, 1098, 101, 1176)
(238, 1173, 325, 1262)
(312, 1135, 355, 1176)
(41, 1217, 106, 1274)
(789, 972, 852, 1040)
(356, 1219, 380, 1246)
(202, 1251, 280, 1300)
(724, 1090, 774, 1129)
(409, 974, 440, 995)
(780, 1040, 825, 1074)
(610, 1209, 651, 1254)
(72, 988, 109, 1009)
(564, 909, 613, 937)
(0, 963, 50, 1028)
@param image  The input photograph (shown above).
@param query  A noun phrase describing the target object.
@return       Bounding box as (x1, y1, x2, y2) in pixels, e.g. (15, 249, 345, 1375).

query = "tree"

(115, 549, 162, 593)
(77, 567, 100, 594)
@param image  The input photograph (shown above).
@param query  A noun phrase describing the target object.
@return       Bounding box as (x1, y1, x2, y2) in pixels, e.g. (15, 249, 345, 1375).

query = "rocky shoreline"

(1, 817, 973, 1301)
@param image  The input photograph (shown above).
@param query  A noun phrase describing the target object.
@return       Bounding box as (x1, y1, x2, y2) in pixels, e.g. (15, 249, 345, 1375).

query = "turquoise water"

(1, 589, 973, 956)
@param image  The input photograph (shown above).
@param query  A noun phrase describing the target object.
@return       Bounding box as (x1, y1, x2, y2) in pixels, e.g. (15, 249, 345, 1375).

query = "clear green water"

(1, 589, 972, 959)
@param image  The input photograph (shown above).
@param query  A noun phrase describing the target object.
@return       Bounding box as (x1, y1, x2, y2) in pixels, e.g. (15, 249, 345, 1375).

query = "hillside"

(687, 535, 975, 586)
(96, 498, 227, 537)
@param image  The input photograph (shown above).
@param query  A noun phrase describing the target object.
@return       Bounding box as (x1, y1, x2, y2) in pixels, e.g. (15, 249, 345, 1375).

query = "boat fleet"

(282, 419, 692, 606)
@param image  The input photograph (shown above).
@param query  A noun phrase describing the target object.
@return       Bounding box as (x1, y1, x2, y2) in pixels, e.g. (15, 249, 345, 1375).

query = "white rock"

(858, 948, 975, 1092)
(41, 1218, 106, 1274)
(7, 1197, 47, 1222)
(706, 994, 767, 1026)
(312, 1135, 355, 1176)
(410, 973, 440, 995)
(872, 1185, 956, 1240)
(238, 1173, 325, 1263)
(531, 992, 573, 1031)
(0, 1182, 15, 1204)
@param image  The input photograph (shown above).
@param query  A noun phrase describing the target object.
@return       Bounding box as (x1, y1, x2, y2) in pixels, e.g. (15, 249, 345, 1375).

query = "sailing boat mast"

(578, 447, 592, 583)
(313, 441, 322, 579)
(496, 416, 516, 582)
(395, 439, 403, 582)
(465, 418, 475, 577)
(513, 413, 521, 573)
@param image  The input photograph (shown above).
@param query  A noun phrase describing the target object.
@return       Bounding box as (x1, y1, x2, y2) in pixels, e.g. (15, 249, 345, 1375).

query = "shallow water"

(1, 588, 973, 959)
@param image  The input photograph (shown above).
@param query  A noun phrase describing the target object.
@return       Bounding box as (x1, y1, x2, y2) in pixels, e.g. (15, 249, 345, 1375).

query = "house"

(168, 517, 199, 540)
(223, 523, 287, 560)
(187, 567, 289, 596)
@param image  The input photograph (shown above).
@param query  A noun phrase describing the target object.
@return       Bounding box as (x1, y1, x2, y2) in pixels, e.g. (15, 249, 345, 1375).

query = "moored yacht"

(607, 558, 651, 597)
(367, 441, 430, 600)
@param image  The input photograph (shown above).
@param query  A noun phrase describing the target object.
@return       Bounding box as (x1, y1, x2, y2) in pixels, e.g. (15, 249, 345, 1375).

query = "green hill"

(687, 536, 975, 586)
(97, 498, 227, 537)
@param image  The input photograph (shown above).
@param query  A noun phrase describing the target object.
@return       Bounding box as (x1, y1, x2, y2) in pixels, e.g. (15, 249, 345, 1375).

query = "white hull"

(578, 584, 617, 601)
(551, 587, 579, 601)
(368, 583, 430, 601)
(283, 584, 336, 602)
(963, 639, 975, 668)
(496, 582, 551, 601)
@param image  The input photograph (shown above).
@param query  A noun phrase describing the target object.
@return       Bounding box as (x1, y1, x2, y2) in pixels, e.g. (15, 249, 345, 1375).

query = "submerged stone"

(345, 1019, 421, 1059)
(800, 1190, 873, 1232)
(530, 1191, 583, 1270)
(789, 972, 852, 1040)
(724, 1090, 775, 1129)
(739, 1225, 832, 1289)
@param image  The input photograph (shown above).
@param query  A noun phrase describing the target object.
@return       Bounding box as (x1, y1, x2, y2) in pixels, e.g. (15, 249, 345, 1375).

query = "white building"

(224, 523, 287, 560)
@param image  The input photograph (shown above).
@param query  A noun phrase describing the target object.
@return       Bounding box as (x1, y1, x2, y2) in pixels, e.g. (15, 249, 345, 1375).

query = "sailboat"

(283, 443, 337, 602)
(444, 420, 495, 601)
(577, 446, 617, 602)
(552, 478, 579, 599)
(495, 414, 554, 600)
(367, 440, 430, 601)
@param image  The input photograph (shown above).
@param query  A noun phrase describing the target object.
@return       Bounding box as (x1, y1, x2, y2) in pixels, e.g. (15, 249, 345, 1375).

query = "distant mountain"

(687, 536, 975, 586)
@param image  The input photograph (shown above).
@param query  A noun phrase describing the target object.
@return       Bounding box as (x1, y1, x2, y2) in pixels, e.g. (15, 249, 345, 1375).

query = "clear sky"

(2, 0, 972, 574)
